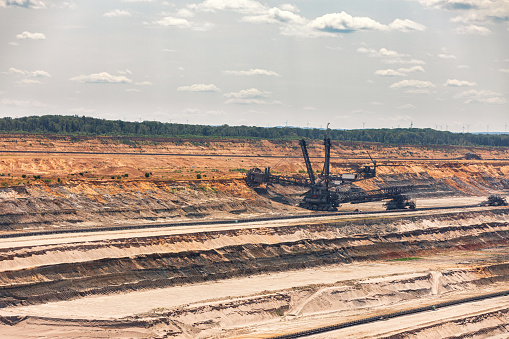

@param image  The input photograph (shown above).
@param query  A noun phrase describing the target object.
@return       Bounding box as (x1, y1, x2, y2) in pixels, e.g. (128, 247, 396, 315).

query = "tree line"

(0, 115, 508, 147)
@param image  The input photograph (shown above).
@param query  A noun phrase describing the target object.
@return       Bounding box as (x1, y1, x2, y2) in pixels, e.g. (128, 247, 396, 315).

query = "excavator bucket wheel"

(245, 168, 263, 187)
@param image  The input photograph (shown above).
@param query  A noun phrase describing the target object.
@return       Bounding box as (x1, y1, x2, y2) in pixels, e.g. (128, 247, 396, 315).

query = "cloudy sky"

(1, 0, 508, 132)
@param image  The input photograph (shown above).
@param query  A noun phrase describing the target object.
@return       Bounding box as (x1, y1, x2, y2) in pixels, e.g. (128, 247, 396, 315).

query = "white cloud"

(135, 81, 153, 86)
(438, 53, 457, 59)
(70, 72, 132, 84)
(189, 3, 424, 37)
(499, 69, 509, 73)
(3, 67, 51, 78)
(415, 0, 482, 10)
(177, 83, 220, 92)
(390, 79, 435, 88)
(375, 69, 406, 77)
(308, 12, 425, 33)
(455, 90, 507, 104)
(2, 0, 45, 9)
(357, 47, 376, 54)
(375, 65, 425, 77)
(388, 18, 426, 32)
(309, 12, 388, 33)
(104, 9, 131, 17)
(16, 31, 45, 40)
(303, 106, 316, 111)
(382, 58, 426, 64)
(32, 70, 51, 77)
(16, 79, 41, 85)
(455, 24, 491, 35)
(223, 88, 278, 104)
(379, 48, 406, 57)
(224, 88, 267, 99)
(405, 89, 432, 94)
(243, 7, 306, 24)
(357, 47, 407, 58)
(153, 16, 214, 31)
(397, 104, 416, 109)
(358, 45, 424, 66)
(154, 17, 191, 28)
(4, 67, 26, 75)
(0, 98, 46, 107)
(177, 8, 195, 18)
(60, 2, 77, 9)
(280, 3, 299, 12)
(400, 66, 425, 73)
(279, 23, 335, 38)
(415, 0, 509, 25)
(197, 0, 266, 14)
(118, 69, 132, 75)
(444, 79, 477, 87)
(223, 68, 280, 76)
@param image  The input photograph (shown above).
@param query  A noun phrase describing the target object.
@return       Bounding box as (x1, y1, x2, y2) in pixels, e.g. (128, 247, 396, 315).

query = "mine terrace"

(0, 132, 509, 338)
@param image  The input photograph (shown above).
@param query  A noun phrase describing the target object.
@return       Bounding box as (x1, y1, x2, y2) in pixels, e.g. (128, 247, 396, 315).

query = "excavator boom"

(298, 139, 315, 186)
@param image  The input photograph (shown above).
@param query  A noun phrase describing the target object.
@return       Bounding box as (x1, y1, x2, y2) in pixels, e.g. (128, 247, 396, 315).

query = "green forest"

(0, 115, 508, 147)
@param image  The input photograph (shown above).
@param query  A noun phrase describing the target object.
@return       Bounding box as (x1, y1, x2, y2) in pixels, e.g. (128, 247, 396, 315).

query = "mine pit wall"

(0, 181, 277, 232)
(0, 159, 508, 232)
(143, 263, 509, 338)
(1, 209, 509, 308)
(380, 308, 509, 339)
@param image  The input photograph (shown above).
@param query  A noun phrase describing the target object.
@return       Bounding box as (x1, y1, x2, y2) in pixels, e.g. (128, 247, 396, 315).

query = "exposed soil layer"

(1, 134, 508, 233)
(3, 250, 509, 338)
(0, 159, 508, 233)
(379, 308, 509, 339)
(0, 180, 283, 233)
(1, 209, 508, 310)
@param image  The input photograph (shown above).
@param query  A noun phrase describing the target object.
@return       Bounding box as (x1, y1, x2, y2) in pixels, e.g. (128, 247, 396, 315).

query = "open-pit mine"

(0, 134, 509, 338)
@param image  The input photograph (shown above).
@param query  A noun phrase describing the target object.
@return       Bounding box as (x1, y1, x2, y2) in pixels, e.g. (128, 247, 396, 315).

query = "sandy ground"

(0, 247, 505, 320)
(0, 196, 488, 250)
(306, 295, 509, 338)
(1, 246, 508, 339)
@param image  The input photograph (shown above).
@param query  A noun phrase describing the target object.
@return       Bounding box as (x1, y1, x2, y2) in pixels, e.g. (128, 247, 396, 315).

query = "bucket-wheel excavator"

(246, 126, 415, 211)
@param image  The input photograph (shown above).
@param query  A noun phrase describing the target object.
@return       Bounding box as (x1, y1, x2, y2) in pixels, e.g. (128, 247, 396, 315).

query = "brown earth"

(0, 134, 509, 338)
(0, 134, 508, 233)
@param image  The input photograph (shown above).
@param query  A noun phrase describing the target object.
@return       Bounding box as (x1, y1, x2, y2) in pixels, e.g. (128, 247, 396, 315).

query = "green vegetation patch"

(229, 168, 248, 173)
(1, 115, 509, 147)
(391, 257, 421, 261)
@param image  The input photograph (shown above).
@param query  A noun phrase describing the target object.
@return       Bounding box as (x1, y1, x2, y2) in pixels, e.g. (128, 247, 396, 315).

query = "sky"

(1, 0, 508, 132)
